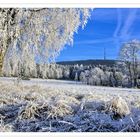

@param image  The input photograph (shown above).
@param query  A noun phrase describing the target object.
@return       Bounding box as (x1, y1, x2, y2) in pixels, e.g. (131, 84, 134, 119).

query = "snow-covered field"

(0, 77, 140, 132)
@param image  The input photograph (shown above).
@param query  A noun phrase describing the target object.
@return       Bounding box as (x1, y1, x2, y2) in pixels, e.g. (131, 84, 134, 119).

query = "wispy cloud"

(113, 9, 122, 38)
(75, 9, 138, 46)
(120, 9, 137, 38)
(75, 38, 116, 45)
(75, 35, 139, 46)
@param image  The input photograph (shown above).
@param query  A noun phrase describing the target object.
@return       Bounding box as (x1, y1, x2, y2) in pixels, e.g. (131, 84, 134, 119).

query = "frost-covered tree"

(79, 72, 87, 84)
(119, 39, 140, 87)
(113, 71, 123, 87)
(0, 8, 91, 76)
(63, 68, 70, 79)
(88, 67, 104, 85)
(74, 72, 78, 81)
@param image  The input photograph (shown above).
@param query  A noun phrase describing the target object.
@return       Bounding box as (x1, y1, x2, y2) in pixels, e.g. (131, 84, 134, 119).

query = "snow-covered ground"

(0, 77, 140, 132)
(0, 77, 139, 95)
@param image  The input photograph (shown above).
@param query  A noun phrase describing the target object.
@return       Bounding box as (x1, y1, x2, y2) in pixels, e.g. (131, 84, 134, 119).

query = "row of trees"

(2, 60, 140, 88)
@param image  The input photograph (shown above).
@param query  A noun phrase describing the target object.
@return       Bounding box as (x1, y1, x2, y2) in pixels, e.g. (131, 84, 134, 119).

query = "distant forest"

(3, 59, 140, 88)
(57, 59, 117, 66)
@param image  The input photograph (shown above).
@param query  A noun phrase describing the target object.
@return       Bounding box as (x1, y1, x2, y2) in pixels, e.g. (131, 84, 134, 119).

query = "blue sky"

(56, 8, 140, 62)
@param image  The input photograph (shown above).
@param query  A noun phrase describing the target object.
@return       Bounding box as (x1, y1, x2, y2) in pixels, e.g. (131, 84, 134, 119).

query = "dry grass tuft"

(107, 96, 130, 119)
(18, 102, 41, 119)
(18, 95, 79, 120)
(46, 97, 74, 119)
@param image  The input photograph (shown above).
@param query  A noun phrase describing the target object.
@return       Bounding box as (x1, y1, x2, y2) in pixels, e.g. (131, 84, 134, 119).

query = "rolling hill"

(57, 59, 119, 66)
